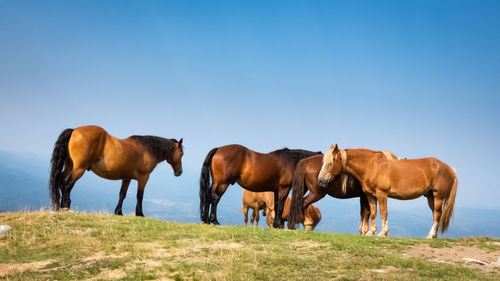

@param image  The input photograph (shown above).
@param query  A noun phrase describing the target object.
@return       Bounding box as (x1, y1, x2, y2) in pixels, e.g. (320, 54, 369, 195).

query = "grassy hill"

(0, 211, 499, 280)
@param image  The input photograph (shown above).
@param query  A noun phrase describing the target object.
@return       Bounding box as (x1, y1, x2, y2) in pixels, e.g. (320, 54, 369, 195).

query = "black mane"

(130, 135, 180, 162)
(272, 148, 322, 164)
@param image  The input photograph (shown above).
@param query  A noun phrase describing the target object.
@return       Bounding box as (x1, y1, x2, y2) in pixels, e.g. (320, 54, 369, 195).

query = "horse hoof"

(136, 213, 144, 217)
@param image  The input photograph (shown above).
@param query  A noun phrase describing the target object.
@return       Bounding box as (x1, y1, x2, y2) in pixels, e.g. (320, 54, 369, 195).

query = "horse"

(287, 154, 371, 234)
(318, 145, 458, 238)
(199, 144, 322, 227)
(241, 189, 274, 227)
(242, 189, 322, 230)
(49, 125, 184, 216)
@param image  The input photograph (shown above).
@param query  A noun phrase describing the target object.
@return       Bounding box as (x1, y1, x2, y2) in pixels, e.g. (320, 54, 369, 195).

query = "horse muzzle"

(174, 170, 183, 177)
(318, 178, 329, 189)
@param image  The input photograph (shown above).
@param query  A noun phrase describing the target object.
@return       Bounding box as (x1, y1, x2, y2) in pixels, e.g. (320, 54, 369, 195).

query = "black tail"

(200, 147, 218, 223)
(49, 128, 73, 210)
(288, 160, 307, 229)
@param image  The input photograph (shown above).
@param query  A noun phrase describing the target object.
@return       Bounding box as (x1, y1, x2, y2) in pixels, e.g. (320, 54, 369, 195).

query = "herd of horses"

(49, 125, 458, 238)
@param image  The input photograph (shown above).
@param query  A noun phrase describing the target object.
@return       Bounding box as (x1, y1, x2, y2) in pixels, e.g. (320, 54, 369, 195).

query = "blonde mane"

(340, 149, 347, 194)
(381, 150, 398, 160)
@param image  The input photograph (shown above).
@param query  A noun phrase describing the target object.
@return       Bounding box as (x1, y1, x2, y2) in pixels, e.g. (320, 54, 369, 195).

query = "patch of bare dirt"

(90, 268, 127, 280)
(291, 240, 330, 250)
(37, 251, 128, 272)
(71, 227, 92, 235)
(403, 244, 500, 272)
(201, 241, 243, 250)
(0, 259, 54, 277)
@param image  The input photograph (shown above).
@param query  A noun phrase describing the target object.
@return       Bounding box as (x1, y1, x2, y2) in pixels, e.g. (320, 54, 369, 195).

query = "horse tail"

(199, 147, 218, 223)
(288, 160, 307, 229)
(439, 168, 458, 233)
(49, 128, 73, 210)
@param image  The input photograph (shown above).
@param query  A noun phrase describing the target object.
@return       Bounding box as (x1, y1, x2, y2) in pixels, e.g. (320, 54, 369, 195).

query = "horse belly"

(387, 178, 431, 200)
(90, 158, 126, 180)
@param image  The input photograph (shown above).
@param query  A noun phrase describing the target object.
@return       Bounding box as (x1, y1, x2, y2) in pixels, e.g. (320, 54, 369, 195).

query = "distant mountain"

(0, 151, 499, 238)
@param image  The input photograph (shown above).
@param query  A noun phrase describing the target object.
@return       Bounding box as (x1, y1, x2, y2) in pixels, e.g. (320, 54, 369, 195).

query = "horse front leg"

(377, 194, 389, 237)
(115, 179, 131, 215)
(135, 175, 149, 217)
(365, 194, 378, 236)
(273, 186, 291, 228)
(272, 190, 281, 228)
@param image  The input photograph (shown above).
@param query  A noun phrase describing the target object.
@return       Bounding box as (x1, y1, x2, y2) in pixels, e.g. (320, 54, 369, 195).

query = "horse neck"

(343, 149, 375, 184)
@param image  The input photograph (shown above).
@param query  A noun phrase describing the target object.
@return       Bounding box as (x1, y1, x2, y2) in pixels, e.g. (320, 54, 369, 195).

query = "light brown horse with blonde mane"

(318, 145, 458, 238)
(49, 125, 184, 216)
(287, 154, 371, 234)
(242, 189, 322, 230)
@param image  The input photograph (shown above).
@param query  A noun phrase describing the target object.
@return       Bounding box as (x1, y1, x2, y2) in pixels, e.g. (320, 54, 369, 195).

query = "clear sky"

(0, 1, 499, 210)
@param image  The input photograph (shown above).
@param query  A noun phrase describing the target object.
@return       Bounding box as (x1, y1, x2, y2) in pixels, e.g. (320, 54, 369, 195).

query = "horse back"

(384, 157, 453, 198)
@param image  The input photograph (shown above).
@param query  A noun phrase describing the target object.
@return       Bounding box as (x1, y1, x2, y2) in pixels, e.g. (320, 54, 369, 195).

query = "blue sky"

(0, 1, 499, 210)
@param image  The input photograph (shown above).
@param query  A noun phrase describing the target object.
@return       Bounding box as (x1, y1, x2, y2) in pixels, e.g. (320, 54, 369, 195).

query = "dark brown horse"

(199, 144, 321, 227)
(288, 154, 371, 234)
(49, 125, 184, 216)
(318, 145, 458, 238)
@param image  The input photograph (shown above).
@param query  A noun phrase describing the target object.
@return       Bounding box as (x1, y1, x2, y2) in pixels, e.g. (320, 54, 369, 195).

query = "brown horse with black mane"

(318, 145, 458, 238)
(199, 144, 321, 227)
(49, 125, 184, 216)
(287, 154, 371, 234)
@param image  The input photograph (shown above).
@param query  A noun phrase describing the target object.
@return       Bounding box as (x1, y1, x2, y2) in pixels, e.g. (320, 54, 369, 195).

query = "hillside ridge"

(0, 211, 499, 280)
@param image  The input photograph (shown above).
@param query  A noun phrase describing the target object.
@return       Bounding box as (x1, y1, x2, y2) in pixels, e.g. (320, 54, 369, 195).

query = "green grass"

(0, 211, 498, 280)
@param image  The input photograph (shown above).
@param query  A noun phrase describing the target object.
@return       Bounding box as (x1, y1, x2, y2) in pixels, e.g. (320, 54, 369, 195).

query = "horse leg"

(209, 183, 229, 225)
(365, 194, 378, 236)
(427, 193, 443, 239)
(266, 207, 274, 228)
(250, 208, 256, 226)
(377, 194, 389, 237)
(255, 208, 260, 227)
(61, 167, 85, 210)
(359, 195, 370, 235)
(114, 179, 131, 215)
(135, 175, 149, 217)
(243, 206, 249, 226)
(298, 190, 325, 226)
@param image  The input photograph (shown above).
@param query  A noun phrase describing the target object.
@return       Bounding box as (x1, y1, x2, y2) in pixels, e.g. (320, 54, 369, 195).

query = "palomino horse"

(242, 189, 322, 230)
(318, 145, 458, 238)
(199, 144, 321, 227)
(49, 125, 184, 216)
(287, 154, 371, 234)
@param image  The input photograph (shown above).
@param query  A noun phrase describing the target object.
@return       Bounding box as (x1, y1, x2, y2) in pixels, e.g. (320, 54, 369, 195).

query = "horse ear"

(333, 144, 339, 151)
(330, 144, 335, 150)
(179, 138, 183, 145)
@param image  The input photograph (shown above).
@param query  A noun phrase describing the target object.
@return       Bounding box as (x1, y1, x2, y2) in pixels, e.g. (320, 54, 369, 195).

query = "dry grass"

(0, 211, 499, 280)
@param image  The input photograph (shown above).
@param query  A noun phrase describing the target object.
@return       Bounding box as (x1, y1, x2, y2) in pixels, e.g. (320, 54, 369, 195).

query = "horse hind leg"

(60, 167, 85, 210)
(209, 183, 229, 225)
(250, 208, 256, 226)
(359, 196, 370, 235)
(427, 193, 443, 239)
